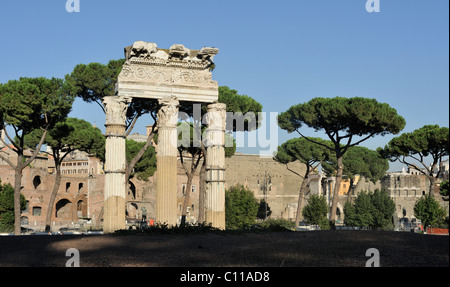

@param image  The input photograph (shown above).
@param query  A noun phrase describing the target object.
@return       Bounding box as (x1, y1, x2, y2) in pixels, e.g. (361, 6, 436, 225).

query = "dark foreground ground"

(0, 231, 448, 267)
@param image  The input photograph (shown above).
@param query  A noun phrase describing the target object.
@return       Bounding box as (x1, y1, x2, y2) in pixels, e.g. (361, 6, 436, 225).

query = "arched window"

(32, 206, 42, 216)
(21, 216, 29, 225)
(33, 176, 41, 190)
(128, 181, 136, 200)
(77, 200, 86, 218)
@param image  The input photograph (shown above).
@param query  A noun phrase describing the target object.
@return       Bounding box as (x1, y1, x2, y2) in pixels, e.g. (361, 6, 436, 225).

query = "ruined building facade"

(1, 135, 448, 230)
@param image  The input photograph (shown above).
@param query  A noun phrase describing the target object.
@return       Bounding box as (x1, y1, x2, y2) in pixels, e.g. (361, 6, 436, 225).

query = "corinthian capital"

(157, 96, 179, 129)
(103, 96, 132, 125)
(206, 103, 227, 131)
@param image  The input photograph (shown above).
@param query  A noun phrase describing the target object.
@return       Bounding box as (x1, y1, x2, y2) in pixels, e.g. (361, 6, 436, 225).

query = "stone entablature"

(117, 42, 219, 103)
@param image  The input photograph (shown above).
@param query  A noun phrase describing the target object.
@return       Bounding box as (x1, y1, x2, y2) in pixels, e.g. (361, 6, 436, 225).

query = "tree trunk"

(429, 176, 438, 198)
(346, 178, 354, 203)
(13, 162, 22, 235)
(45, 162, 61, 233)
(330, 156, 343, 224)
(198, 160, 206, 223)
(295, 174, 309, 227)
(180, 174, 194, 227)
(125, 128, 156, 183)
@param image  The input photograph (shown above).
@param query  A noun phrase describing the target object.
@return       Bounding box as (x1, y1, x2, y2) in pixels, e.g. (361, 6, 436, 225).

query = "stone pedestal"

(103, 96, 131, 233)
(156, 97, 179, 226)
(205, 103, 227, 229)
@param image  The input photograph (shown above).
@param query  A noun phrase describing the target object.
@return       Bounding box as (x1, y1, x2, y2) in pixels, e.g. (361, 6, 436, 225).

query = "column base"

(103, 196, 126, 234)
(205, 210, 225, 230)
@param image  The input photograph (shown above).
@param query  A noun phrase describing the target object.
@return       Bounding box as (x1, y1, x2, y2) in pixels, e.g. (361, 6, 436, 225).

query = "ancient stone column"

(103, 96, 131, 233)
(156, 97, 179, 226)
(205, 103, 227, 229)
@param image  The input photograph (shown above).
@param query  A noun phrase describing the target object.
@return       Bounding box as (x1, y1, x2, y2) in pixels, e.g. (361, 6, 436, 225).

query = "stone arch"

(78, 182, 84, 194)
(127, 203, 138, 219)
(128, 181, 136, 200)
(55, 199, 72, 219)
(77, 200, 87, 218)
(336, 202, 344, 223)
(73, 193, 87, 219)
(21, 216, 29, 225)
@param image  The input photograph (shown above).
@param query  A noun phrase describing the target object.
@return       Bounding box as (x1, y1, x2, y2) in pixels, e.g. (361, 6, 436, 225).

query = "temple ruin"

(103, 41, 225, 233)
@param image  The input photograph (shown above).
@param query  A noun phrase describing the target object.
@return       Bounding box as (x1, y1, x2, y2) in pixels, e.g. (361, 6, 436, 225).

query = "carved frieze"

(119, 65, 218, 88)
(118, 41, 219, 103)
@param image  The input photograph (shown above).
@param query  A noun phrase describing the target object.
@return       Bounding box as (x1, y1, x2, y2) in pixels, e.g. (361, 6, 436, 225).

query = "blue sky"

(1, 0, 448, 171)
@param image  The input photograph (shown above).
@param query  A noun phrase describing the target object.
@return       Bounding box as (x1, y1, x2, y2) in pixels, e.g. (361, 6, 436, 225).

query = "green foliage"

(0, 77, 74, 131)
(255, 218, 295, 231)
(274, 137, 332, 167)
(353, 191, 374, 228)
(302, 195, 329, 229)
(65, 59, 158, 129)
(414, 195, 447, 228)
(126, 139, 157, 181)
(378, 125, 449, 181)
(440, 180, 449, 197)
(343, 202, 357, 227)
(218, 86, 263, 132)
(278, 97, 406, 159)
(225, 185, 259, 230)
(1, 77, 74, 234)
(257, 199, 272, 220)
(25, 117, 105, 161)
(380, 125, 449, 160)
(64, 59, 124, 104)
(278, 97, 405, 137)
(344, 190, 395, 230)
(326, 146, 389, 182)
(114, 220, 294, 235)
(115, 222, 221, 236)
(177, 122, 236, 159)
(278, 97, 405, 223)
(178, 86, 263, 134)
(370, 190, 396, 230)
(0, 181, 26, 232)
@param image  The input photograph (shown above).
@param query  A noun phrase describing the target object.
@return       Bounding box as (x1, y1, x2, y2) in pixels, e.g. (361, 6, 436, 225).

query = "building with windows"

(1, 127, 447, 230)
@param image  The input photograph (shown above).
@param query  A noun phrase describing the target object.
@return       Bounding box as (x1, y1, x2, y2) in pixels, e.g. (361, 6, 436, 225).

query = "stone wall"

(225, 153, 305, 220)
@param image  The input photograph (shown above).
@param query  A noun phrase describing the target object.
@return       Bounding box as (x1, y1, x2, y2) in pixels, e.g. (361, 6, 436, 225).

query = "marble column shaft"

(103, 96, 131, 233)
(156, 97, 179, 226)
(205, 103, 227, 229)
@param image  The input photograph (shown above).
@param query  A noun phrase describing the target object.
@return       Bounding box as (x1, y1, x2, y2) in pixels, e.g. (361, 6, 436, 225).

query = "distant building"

(1, 125, 447, 230)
